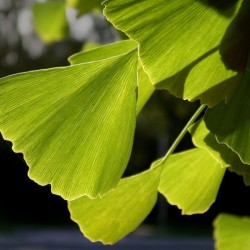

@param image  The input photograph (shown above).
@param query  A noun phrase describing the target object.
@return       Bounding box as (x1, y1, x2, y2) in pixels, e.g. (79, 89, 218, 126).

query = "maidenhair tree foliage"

(0, 0, 250, 249)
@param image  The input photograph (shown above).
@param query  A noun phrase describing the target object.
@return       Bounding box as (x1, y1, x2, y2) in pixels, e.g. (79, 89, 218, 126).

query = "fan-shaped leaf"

(158, 148, 225, 215)
(104, 0, 241, 105)
(68, 166, 161, 244)
(69, 40, 154, 114)
(0, 48, 138, 200)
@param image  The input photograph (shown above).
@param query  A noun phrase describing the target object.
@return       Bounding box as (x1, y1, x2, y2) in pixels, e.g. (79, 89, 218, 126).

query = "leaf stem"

(160, 104, 206, 165)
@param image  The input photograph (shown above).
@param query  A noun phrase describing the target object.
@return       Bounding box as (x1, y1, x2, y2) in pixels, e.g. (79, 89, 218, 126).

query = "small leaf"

(158, 148, 225, 215)
(214, 213, 250, 250)
(32, 0, 69, 43)
(69, 40, 154, 114)
(190, 119, 250, 185)
(68, 167, 161, 244)
(205, 62, 250, 164)
(0, 48, 138, 200)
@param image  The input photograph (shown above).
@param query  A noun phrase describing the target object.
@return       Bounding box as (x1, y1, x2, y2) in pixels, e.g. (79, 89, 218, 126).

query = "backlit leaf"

(205, 61, 250, 164)
(68, 166, 161, 244)
(214, 213, 250, 250)
(158, 148, 225, 215)
(0, 48, 138, 200)
(104, 0, 241, 105)
(69, 40, 154, 114)
(32, 0, 69, 43)
(190, 119, 250, 185)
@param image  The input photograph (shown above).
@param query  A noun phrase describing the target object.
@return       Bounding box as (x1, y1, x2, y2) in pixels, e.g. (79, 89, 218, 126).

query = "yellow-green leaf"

(214, 213, 250, 250)
(69, 40, 154, 114)
(68, 167, 161, 244)
(0, 47, 138, 200)
(158, 148, 225, 215)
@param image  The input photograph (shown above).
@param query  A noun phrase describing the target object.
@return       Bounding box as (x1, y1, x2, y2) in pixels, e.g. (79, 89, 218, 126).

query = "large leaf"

(0, 48, 138, 200)
(158, 148, 225, 215)
(68, 166, 161, 244)
(214, 213, 250, 250)
(32, 0, 69, 43)
(205, 60, 250, 164)
(104, 0, 241, 105)
(69, 40, 154, 114)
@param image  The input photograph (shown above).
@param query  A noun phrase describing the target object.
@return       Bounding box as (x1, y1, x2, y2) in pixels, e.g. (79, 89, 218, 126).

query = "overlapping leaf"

(104, 0, 241, 106)
(190, 119, 250, 185)
(214, 213, 250, 250)
(0, 47, 138, 200)
(158, 148, 225, 215)
(69, 40, 154, 114)
(68, 166, 161, 244)
(32, 0, 69, 43)
(205, 61, 250, 164)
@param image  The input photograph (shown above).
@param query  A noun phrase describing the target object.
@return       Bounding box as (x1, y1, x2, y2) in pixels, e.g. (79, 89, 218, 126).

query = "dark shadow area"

(199, 0, 239, 16)
(220, 0, 250, 71)
(156, 47, 218, 98)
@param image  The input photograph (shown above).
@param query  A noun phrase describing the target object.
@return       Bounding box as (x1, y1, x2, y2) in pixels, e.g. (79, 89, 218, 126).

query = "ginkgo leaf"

(0, 48, 138, 200)
(158, 148, 225, 215)
(214, 213, 250, 250)
(190, 119, 234, 168)
(69, 40, 154, 114)
(68, 166, 161, 244)
(205, 60, 250, 164)
(156, 50, 241, 107)
(104, 0, 241, 105)
(32, 0, 69, 43)
(190, 119, 250, 185)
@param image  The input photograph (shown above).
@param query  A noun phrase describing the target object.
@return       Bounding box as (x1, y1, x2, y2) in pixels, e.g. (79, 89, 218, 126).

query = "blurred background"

(1, 0, 250, 249)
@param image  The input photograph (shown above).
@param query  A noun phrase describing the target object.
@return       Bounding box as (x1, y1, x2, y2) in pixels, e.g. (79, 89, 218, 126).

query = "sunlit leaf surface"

(158, 148, 225, 215)
(32, 0, 69, 43)
(0, 48, 138, 200)
(69, 40, 154, 114)
(68, 167, 161, 244)
(214, 213, 250, 250)
(104, 0, 241, 105)
(205, 64, 250, 164)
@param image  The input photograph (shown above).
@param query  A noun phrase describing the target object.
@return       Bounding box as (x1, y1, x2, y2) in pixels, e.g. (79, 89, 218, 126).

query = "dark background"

(1, 0, 250, 238)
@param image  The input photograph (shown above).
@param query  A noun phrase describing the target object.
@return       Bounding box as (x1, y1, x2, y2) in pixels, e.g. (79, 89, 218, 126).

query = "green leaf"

(205, 62, 250, 164)
(104, 0, 241, 105)
(32, 0, 69, 43)
(190, 119, 250, 185)
(66, 0, 102, 15)
(158, 148, 225, 215)
(156, 50, 240, 107)
(68, 40, 138, 64)
(214, 213, 250, 250)
(69, 40, 154, 114)
(68, 166, 161, 244)
(0, 48, 138, 200)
